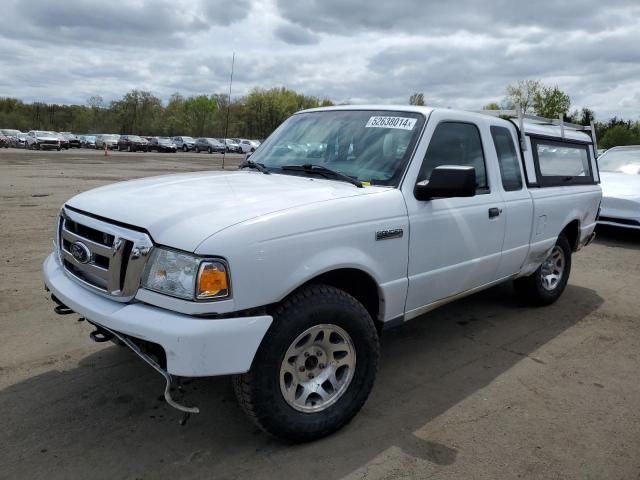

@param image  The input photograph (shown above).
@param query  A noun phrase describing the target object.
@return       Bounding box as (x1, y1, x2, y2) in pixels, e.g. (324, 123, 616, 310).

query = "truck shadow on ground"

(595, 225, 640, 250)
(1, 283, 603, 480)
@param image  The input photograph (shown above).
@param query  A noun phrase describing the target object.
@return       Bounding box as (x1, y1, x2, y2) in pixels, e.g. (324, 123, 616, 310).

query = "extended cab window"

(531, 138, 594, 186)
(418, 122, 488, 192)
(490, 126, 522, 191)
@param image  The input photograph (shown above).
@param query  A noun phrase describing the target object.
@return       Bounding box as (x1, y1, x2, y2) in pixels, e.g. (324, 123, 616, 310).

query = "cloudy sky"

(1, 0, 639, 119)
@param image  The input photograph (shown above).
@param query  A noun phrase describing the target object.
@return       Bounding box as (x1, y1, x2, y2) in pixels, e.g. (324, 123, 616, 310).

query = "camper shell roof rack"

(479, 105, 598, 152)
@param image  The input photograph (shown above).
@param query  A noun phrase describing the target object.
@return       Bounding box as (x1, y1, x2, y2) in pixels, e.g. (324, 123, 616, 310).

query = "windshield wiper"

(280, 164, 363, 188)
(239, 160, 270, 174)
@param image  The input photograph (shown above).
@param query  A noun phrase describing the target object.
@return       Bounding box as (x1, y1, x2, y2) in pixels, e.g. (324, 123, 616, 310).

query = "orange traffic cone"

(104, 143, 108, 157)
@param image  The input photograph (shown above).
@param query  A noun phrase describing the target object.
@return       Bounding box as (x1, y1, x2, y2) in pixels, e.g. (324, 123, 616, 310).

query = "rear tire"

(208, 147, 212, 154)
(233, 284, 379, 442)
(514, 233, 572, 306)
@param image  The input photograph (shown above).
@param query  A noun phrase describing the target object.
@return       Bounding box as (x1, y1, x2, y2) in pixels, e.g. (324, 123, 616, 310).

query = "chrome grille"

(58, 208, 153, 301)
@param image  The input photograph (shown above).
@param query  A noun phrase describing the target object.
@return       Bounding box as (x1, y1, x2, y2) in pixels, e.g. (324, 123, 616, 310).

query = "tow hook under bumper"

(92, 323, 200, 416)
(50, 294, 199, 418)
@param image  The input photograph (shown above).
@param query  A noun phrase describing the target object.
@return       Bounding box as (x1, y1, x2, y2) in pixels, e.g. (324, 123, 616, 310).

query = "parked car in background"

(26, 130, 61, 150)
(0, 128, 22, 147)
(596, 146, 640, 230)
(234, 138, 255, 153)
(148, 137, 177, 153)
(172, 136, 196, 152)
(11, 132, 28, 148)
(80, 135, 97, 148)
(56, 133, 70, 149)
(118, 135, 149, 152)
(219, 138, 242, 153)
(96, 134, 119, 150)
(62, 133, 81, 148)
(194, 137, 225, 153)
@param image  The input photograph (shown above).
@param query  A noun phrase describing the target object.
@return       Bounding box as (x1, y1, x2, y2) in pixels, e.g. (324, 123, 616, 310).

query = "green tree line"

(2, 81, 638, 149)
(0, 87, 334, 140)
(477, 79, 640, 149)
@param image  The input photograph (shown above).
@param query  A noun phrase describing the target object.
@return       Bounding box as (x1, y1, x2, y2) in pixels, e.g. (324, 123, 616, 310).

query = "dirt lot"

(1, 148, 639, 480)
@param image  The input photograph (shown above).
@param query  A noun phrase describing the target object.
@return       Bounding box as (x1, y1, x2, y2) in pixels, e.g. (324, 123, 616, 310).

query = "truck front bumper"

(43, 253, 273, 377)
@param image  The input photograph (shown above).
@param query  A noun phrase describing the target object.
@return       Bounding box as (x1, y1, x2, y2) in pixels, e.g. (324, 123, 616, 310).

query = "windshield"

(128, 135, 142, 141)
(598, 147, 640, 174)
(158, 138, 171, 144)
(249, 110, 425, 186)
(182, 136, 194, 142)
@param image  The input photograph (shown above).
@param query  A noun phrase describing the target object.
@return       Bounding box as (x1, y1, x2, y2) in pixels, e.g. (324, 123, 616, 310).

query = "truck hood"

(600, 171, 640, 198)
(66, 170, 383, 251)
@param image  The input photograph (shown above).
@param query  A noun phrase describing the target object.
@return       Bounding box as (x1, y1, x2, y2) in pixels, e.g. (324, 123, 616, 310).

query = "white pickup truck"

(43, 106, 601, 441)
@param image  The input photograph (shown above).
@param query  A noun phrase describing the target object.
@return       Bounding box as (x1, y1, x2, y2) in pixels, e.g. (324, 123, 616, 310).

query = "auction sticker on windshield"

(365, 116, 417, 130)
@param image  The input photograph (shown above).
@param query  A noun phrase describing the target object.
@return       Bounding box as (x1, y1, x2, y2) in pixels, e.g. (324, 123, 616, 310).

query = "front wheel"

(208, 147, 212, 154)
(514, 233, 572, 306)
(233, 284, 379, 442)
(183, 145, 188, 152)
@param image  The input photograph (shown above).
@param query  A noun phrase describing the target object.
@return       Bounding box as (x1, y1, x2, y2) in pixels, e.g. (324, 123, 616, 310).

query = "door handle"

(488, 207, 502, 218)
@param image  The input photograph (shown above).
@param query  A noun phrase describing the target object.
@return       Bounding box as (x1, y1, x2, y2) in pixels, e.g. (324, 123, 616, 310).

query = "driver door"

(402, 113, 506, 316)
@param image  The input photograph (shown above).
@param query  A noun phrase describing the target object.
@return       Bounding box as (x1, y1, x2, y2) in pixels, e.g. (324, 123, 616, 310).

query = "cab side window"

(490, 126, 523, 191)
(418, 122, 488, 192)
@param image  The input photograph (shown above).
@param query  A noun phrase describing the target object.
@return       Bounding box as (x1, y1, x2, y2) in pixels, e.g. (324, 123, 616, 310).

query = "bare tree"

(409, 92, 425, 106)
(505, 80, 541, 113)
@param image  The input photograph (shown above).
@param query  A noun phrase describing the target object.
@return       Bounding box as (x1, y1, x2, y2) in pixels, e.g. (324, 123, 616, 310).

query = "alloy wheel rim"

(540, 245, 565, 291)
(279, 324, 356, 413)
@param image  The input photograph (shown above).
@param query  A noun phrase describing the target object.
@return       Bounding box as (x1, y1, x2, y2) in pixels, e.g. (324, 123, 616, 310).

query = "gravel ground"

(1, 148, 639, 480)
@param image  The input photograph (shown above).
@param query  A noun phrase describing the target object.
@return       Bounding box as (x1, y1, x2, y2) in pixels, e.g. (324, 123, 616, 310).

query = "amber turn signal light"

(196, 261, 230, 299)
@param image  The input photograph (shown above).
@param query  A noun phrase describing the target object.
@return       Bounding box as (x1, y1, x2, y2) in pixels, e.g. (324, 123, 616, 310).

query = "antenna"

(222, 52, 235, 170)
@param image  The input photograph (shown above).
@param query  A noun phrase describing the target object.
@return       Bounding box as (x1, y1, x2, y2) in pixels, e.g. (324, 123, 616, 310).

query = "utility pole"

(222, 52, 235, 170)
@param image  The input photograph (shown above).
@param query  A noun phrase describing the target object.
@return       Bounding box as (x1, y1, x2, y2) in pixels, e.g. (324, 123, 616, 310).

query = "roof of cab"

(298, 104, 592, 143)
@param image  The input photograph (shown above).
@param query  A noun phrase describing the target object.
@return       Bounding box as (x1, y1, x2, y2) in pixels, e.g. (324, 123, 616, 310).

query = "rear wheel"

(514, 233, 572, 306)
(233, 284, 379, 442)
(128, 145, 132, 152)
(208, 147, 212, 154)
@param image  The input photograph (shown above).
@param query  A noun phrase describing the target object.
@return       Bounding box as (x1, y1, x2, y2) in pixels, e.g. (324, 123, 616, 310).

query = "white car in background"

(25, 130, 61, 150)
(234, 138, 254, 153)
(597, 145, 640, 230)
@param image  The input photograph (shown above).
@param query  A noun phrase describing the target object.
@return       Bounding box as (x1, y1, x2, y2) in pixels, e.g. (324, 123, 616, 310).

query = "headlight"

(141, 248, 230, 301)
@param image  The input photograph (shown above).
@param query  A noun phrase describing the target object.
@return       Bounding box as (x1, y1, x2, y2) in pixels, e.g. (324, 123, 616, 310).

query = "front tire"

(514, 233, 572, 306)
(233, 284, 379, 442)
(183, 145, 188, 152)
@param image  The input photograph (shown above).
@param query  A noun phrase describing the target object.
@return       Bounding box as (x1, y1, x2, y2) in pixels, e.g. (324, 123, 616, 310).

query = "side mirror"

(414, 165, 476, 201)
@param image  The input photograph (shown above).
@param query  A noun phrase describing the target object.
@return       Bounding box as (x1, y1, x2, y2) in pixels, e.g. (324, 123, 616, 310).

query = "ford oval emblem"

(70, 241, 91, 264)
